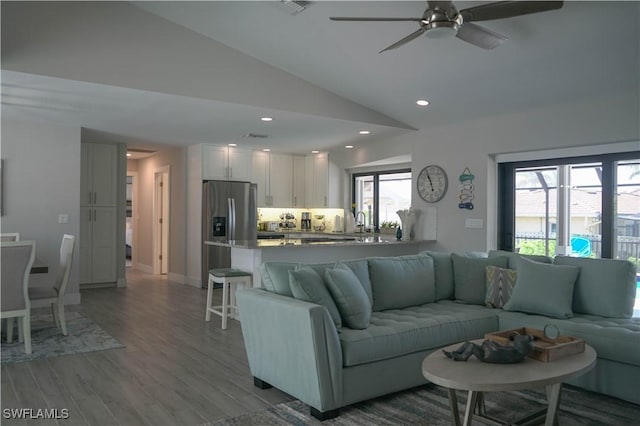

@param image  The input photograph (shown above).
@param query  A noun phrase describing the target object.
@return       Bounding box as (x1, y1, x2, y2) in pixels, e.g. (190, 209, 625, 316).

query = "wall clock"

(417, 165, 448, 203)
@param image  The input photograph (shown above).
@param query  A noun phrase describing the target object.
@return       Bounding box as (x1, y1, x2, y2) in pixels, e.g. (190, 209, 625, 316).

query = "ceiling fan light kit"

(330, 1, 564, 52)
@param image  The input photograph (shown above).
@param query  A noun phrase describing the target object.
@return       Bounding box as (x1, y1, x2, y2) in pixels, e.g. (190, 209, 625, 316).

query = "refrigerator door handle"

(228, 197, 236, 240)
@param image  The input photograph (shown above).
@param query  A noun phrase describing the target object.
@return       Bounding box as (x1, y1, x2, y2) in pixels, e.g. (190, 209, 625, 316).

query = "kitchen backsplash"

(258, 208, 345, 233)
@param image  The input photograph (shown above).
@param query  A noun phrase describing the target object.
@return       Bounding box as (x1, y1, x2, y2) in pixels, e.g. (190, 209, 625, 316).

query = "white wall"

(335, 93, 640, 252)
(135, 147, 187, 282)
(1, 118, 81, 304)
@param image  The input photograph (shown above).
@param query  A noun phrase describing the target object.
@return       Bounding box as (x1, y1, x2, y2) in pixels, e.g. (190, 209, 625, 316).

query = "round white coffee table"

(422, 340, 596, 426)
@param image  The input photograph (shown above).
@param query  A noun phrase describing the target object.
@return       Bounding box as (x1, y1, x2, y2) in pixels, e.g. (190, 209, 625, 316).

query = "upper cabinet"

(292, 155, 306, 208)
(252, 151, 294, 207)
(203, 144, 252, 181)
(305, 152, 330, 207)
(81, 143, 117, 206)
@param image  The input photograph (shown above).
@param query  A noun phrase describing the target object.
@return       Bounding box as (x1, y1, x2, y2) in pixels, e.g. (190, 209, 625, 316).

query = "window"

(352, 169, 411, 231)
(498, 152, 640, 316)
(500, 153, 640, 258)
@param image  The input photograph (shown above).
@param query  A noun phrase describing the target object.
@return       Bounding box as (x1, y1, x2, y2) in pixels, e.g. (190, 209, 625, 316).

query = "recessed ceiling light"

(416, 99, 430, 106)
(262, 148, 271, 152)
(311, 150, 319, 154)
(359, 130, 371, 135)
(345, 145, 354, 149)
(126, 152, 132, 157)
(228, 143, 237, 147)
(261, 117, 273, 122)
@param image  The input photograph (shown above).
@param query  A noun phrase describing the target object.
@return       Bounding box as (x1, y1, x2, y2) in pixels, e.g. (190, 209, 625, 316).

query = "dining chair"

(0, 234, 21, 338)
(28, 234, 75, 336)
(0, 233, 20, 242)
(1, 240, 35, 354)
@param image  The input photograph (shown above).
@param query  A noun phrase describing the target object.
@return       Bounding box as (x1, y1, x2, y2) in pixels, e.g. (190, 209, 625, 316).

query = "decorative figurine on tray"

(443, 333, 534, 364)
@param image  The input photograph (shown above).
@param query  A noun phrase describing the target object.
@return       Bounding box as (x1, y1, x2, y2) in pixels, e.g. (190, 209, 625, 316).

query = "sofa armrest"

(236, 288, 343, 412)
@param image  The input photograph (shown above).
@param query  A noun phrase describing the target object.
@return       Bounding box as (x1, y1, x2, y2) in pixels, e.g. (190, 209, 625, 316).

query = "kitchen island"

(205, 234, 434, 289)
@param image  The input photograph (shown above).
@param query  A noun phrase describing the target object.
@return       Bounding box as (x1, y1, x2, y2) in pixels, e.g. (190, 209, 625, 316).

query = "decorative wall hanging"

(458, 167, 474, 210)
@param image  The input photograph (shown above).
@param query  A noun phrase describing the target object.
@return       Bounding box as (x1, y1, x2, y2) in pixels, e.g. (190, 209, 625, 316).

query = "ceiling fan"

(330, 1, 564, 53)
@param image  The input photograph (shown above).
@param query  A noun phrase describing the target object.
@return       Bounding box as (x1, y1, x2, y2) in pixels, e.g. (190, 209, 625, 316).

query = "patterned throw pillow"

(485, 266, 517, 308)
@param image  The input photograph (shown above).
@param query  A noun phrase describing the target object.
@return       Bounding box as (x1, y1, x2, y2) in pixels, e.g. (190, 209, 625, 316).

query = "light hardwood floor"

(1, 270, 294, 426)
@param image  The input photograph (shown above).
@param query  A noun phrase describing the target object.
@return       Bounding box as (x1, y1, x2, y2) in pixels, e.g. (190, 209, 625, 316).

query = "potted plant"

(380, 221, 399, 234)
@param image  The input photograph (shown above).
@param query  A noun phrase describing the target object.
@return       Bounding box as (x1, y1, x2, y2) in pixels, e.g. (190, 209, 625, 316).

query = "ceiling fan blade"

(330, 17, 422, 22)
(460, 1, 564, 22)
(456, 23, 507, 50)
(379, 28, 426, 53)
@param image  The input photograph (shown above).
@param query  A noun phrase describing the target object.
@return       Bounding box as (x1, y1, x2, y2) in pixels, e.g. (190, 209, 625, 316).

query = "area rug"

(209, 384, 640, 426)
(1, 311, 124, 364)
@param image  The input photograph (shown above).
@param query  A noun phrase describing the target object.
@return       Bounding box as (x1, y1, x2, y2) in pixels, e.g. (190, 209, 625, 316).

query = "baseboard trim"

(135, 263, 153, 274)
(185, 275, 202, 288)
(167, 272, 186, 284)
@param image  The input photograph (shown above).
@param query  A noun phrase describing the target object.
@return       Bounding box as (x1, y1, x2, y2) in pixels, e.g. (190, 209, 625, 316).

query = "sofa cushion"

(498, 311, 640, 367)
(504, 257, 579, 319)
(368, 254, 435, 311)
(261, 262, 297, 296)
(423, 251, 454, 301)
(553, 256, 637, 318)
(288, 266, 342, 330)
(488, 250, 552, 269)
(452, 254, 508, 305)
(339, 301, 500, 366)
(485, 266, 517, 308)
(325, 265, 372, 329)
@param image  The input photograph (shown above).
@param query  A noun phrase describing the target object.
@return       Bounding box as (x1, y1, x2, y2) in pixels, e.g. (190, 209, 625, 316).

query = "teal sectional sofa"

(236, 251, 639, 420)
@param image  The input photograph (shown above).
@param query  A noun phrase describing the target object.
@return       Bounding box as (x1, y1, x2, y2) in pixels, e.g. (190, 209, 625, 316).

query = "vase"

(396, 208, 419, 240)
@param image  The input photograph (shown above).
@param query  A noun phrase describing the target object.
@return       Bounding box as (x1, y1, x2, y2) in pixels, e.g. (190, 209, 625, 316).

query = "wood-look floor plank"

(1, 270, 294, 425)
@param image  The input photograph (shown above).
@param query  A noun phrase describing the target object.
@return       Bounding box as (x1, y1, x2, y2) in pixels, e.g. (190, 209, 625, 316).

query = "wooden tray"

(484, 327, 585, 362)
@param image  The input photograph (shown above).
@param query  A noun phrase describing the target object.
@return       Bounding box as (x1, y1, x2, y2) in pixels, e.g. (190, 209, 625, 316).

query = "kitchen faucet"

(355, 211, 366, 233)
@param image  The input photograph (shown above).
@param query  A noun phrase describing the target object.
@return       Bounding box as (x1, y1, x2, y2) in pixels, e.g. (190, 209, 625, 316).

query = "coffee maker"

(301, 212, 312, 230)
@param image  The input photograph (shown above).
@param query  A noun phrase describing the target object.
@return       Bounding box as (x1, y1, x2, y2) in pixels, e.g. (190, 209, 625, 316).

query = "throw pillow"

(325, 264, 372, 329)
(338, 259, 374, 306)
(485, 266, 517, 308)
(452, 254, 509, 305)
(367, 254, 435, 311)
(288, 266, 342, 330)
(503, 256, 579, 319)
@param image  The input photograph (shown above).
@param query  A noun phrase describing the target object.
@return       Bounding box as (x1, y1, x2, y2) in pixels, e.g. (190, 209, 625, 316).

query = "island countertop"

(205, 235, 431, 249)
(208, 234, 436, 288)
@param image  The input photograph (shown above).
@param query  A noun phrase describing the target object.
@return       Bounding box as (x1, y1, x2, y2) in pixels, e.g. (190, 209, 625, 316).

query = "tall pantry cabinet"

(80, 143, 118, 285)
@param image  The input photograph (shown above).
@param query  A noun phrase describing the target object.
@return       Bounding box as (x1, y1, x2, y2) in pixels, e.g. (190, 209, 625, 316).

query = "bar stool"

(206, 268, 252, 329)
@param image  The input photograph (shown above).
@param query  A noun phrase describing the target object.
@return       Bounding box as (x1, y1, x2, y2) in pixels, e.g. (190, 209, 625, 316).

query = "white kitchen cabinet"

(81, 143, 117, 206)
(252, 151, 270, 207)
(269, 154, 293, 207)
(252, 151, 293, 207)
(292, 155, 306, 208)
(305, 152, 330, 207)
(80, 143, 118, 285)
(80, 206, 117, 284)
(203, 144, 253, 181)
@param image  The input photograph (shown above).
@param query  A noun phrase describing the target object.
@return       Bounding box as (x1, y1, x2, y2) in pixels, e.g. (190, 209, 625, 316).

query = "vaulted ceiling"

(2, 1, 638, 154)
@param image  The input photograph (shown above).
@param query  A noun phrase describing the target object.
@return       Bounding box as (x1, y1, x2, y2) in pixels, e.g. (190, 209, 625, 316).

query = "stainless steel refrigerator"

(202, 180, 257, 288)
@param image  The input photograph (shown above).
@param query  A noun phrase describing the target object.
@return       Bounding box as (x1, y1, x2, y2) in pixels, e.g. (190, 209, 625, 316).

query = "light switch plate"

(58, 214, 70, 224)
(465, 218, 483, 229)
